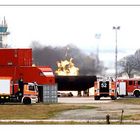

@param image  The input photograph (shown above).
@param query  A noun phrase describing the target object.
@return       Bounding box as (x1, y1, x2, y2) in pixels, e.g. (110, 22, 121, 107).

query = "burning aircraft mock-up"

(55, 58, 97, 93)
(55, 58, 79, 76)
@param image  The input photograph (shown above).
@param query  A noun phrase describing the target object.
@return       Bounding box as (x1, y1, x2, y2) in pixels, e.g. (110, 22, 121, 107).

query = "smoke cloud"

(30, 41, 104, 75)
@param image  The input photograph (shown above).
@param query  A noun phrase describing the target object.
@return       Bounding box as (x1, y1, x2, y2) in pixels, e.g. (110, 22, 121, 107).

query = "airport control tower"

(0, 17, 10, 48)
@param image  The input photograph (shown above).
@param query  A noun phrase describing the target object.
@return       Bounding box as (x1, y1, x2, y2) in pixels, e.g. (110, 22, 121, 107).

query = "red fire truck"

(94, 77, 117, 100)
(0, 77, 38, 104)
(94, 77, 140, 100)
(117, 78, 140, 97)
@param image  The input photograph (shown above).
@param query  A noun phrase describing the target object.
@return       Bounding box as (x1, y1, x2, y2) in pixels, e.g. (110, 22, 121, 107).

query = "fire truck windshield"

(99, 81, 109, 93)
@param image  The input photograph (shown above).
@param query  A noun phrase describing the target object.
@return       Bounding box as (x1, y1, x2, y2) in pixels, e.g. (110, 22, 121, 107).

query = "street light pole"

(113, 26, 120, 81)
(95, 33, 101, 61)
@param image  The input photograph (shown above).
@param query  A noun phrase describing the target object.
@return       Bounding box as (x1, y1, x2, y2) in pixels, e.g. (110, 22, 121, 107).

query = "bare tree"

(134, 49, 140, 71)
(118, 55, 137, 78)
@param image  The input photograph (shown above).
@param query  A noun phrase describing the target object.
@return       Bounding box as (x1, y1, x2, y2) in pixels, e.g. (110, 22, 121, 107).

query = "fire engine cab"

(94, 77, 117, 100)
(0, 77, 39, 104)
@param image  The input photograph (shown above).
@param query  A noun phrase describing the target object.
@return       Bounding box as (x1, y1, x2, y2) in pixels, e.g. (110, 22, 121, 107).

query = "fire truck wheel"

(111, 96, 116, 100)
(94, 96, 100, 100)
(23, 97, 31, 105)
(134, 90, 140, 98)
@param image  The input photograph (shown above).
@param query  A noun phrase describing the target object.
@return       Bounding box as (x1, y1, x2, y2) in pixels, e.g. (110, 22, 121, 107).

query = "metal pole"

(113, 26, 120, 81)
(106, 114, 110, 124)
(120, 109, 124, 124)
(95, 33, 101, 61)
(113, 26, 120, 98)
(115, 29, 118, 81)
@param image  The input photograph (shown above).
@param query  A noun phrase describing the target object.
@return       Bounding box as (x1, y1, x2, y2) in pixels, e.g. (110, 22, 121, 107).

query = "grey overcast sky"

(0, 1, 140, 71)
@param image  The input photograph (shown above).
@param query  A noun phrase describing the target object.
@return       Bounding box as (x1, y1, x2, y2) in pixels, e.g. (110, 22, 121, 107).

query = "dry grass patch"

(124, 114, 140, 120)
(0, 103, 96, 119)
(115, 98, 140, 104)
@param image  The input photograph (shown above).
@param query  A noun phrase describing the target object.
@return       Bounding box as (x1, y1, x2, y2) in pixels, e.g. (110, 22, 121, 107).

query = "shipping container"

(43, 84, 58, 103)
(0, 66, 55, 85)
(0, 48, 32, 66)
(0, 48, 56, 103)
(18, 66, 55, 85)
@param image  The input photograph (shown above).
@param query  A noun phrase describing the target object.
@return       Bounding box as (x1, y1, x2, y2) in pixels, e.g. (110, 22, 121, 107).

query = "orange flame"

(55, 58, 79, 76)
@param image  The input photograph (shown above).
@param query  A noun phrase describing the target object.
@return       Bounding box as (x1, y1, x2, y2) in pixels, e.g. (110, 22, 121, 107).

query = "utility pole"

(113, 26, 120, 81)
(95, 33, 101, 61)
(113, 26, 120, 98)
(65, 47, 69, 59)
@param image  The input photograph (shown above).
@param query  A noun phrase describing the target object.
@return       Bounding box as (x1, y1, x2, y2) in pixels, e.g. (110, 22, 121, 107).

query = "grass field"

(0, 103, 96, 120)
(0, 98, 140, 124)
(115, 97, 140, 104)
(115, 98, 140, 121)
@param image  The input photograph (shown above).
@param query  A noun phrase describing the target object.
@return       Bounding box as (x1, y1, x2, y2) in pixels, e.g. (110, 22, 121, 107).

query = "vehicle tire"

(23, 97, 31, 104)
(134, 90, 140, 98)
(94, 96, 100, 100)
(111, 96, 116, 100)
(120, 95, 125, 98)
(0, 101, 5, 104)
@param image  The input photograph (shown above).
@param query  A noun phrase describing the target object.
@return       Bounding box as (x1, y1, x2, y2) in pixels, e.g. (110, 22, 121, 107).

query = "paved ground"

(58, 97, 112, 104)
(52, 97, 140, 120)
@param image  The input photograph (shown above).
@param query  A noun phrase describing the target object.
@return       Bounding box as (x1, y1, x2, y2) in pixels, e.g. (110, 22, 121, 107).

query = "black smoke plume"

(30, 41, 104, 75)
